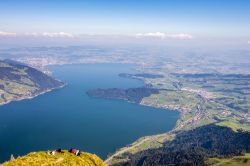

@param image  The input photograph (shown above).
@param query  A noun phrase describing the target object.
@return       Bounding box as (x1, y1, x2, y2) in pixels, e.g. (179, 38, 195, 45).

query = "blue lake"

(0, 64, 179, 162)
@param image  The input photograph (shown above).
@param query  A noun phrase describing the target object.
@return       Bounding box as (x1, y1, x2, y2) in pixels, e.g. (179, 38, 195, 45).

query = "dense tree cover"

(119, 73, 164, 79)
(117, 124, 250, 166)
(87, 88, 159, 103)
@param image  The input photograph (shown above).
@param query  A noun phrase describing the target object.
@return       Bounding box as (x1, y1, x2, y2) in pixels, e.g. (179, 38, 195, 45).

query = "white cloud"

(24, 32, 39, 37)
(248, 41, 250, 44)
(135, 32, 193, 40)
(136, 32, 166, 39)
(0, 31, 17, 37)
(41, 32, 74, 38)
(0, 31, 74, 38)
(166, 33, 193, 40)
(0, 31, 193, 40)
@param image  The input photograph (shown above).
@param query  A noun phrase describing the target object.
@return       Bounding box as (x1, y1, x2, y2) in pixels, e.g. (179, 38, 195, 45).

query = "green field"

(208, 153, 250, 166)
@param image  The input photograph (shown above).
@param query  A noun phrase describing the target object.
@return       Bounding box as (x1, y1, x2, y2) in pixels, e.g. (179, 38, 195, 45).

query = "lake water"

(0, 64, 179, 163)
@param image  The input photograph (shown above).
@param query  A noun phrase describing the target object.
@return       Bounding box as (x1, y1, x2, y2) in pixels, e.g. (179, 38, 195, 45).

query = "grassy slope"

(107, 133, 175, 165)
(208, 153, 250, 166)
(1, 150, 107, 166)
(217, 121, 250, 132)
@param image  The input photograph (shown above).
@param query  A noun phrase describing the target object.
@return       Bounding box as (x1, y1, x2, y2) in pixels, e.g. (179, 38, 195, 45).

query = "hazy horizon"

(0, 0, 250, 49)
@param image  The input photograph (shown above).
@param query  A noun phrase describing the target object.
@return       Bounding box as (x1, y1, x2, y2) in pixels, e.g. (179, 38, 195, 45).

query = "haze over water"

(0, 64, 179, 162)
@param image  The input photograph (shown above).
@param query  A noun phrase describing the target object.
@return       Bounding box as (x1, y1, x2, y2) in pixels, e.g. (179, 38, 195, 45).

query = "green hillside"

(109, 124, 250, 166)
(0, 59, 64, 105)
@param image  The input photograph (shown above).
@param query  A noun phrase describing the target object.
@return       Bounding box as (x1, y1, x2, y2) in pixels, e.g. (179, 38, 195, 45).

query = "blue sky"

(0, 0, 250, 38)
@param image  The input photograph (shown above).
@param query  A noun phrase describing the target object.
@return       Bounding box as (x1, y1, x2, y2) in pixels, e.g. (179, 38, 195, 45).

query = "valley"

(0, 45, 250, 165)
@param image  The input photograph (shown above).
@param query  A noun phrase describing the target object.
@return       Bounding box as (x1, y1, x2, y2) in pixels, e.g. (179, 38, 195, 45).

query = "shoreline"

(105, 101, 182, 164)
(100, 73, 185, 164)
(0, 83, 66, 107)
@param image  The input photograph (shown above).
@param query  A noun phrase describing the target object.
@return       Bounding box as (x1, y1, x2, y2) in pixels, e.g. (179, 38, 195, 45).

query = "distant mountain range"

(0, 59, 64, 105)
